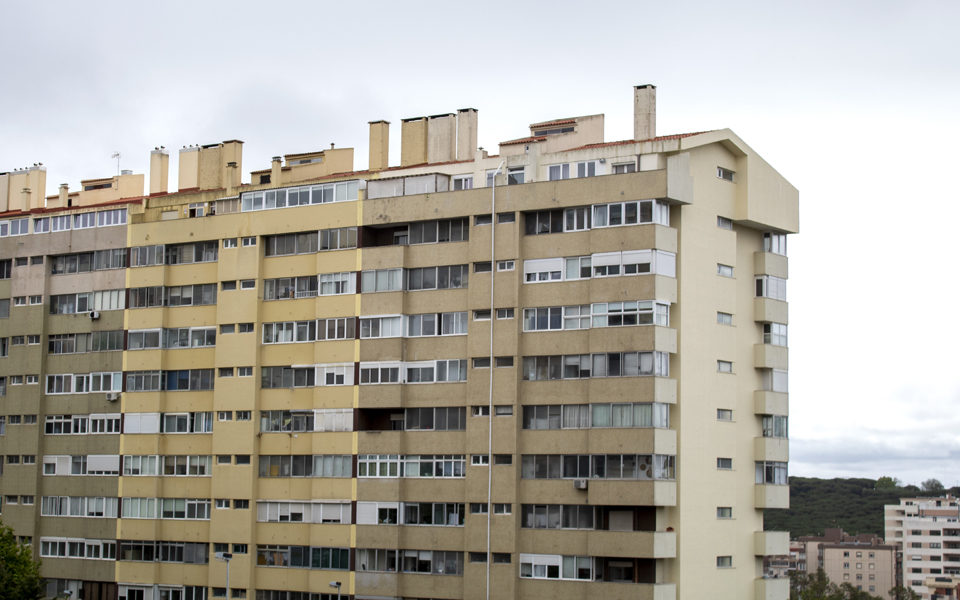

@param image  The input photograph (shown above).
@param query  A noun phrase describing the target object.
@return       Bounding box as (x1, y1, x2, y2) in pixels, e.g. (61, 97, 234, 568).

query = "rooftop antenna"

(111, 152, 121, 176)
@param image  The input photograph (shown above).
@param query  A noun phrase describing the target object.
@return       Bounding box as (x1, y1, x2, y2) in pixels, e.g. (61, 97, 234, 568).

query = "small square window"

(232, 544, 248, 554)
(215, 499, 230, 509)
(23, 416, 36, 425)
(494, 454, 512, 465)
(717, 264, 733, 277)
(233, 499, 249, 509)
(496, 308, 514, 319)
(235, 455, 250, 465)
(14, 258, 27, 267)
(495, 356, 514, 368)
(13, 297, 25, 306)
(27, 335, 38, 345)
(238, 323, 254, 333)
(474, 310, 491, 320)
(223, 238, 238, 248)
(10, 377, 22, 385)
(475, 214, 493, 226)
(497, 260, 515, 271)
(472, 455, 489, 466)
(493, 504, 511, 515)
(25, 375, 37, 384)
(717, 312, 733, 325)
(236, 411, 252, 420)
(471, 406, 490, 416)
(222, 281, 237, 291)
(240, 280, 255, 290)
(11, 336, 23, 345)
(497, 212, 515, 224)
(495, 405, 513, 416)
(717, 216, 733, 230)
(28, 296, 41, 305)
(469, 552, 487, 563)
(30, 256, 43, 265)
(717, 458, 732, 470)
(470, 502, 488, 514)
(717, 361, 733, 373)
(22, 456, 35, 464)
(717, 167, 734, 182)
(214, 543, 230, 553)
(218, 411, 233, 421)
(474, 262, 492, 273)
(20, 495, 34, 505)
(219, 368, 234, 378)
(238, 367, 253, 377)
(242, 237, 256, 246)
(473, 357, 491, 368)
(217, 455, 232, 465)
(717, 409, 733, 421)
(717, 556, 732, 568)
(717, 507, 732, 518)
(220, 324, 236, 334)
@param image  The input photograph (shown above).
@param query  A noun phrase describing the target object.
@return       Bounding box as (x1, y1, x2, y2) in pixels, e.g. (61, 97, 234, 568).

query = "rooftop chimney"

(150, 148, 169, 195)
(368, 120, 390, 172)
(400, 117, 428, 167)
(426, 114, 456, 164)
(457, 109, 478, 162)
(226, 162, 238, 196)
(634, 84, 657, 141)
(271, 156, 282, 185)
(178, 146, 200, 190)
(58, 184, 68, 207)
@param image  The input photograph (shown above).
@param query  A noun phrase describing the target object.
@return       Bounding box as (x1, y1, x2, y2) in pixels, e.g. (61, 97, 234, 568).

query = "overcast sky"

(2, 1, 959, 486)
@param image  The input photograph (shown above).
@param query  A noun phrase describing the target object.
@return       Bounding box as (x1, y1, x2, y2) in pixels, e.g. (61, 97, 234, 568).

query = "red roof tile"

(530, 118, 576, 129)
(499, 136, 547, 147)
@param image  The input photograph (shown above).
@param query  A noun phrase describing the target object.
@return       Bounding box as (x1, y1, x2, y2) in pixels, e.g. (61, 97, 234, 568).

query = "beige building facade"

(0, 85, 798, 600)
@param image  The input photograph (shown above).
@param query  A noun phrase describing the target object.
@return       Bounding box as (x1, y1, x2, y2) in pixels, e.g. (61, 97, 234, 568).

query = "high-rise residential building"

(0, 85, 798, 600)
(772, 529, 896, 596)
(885, 495, 960, 599)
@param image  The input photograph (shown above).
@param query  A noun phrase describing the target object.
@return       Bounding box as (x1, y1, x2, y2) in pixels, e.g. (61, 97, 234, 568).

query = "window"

(404, 265, 469, 291)
(521, 454, 675, 480)
(475, 214, 492, 226)
(717, 216, 733, 230)
(223, 238, 238, 248)
(495, 455, 513, 465)
(764, 323, 788, 346)
(717, 361, 733, 373)
(717, 167, 734, 182)
(470, 502, 488, 514)
(762, 369, 789, 393)
(188, 203, 205, 218)
(497, 260, 514, 272)
(497, 212, 516, 224)
(29, 295, 41, 305)
(520, 554, 593, 580)
(234, 500, 249, 509)
(507, 167, 524, 185)
(239, 323, 253, 333)
(97, 209, 127, 226)
(762, 415, 788, 439)
(613, 162, 636, 174)
(240, 280, 255, 290)
(578, 161, 598, 178)
(473, 358, 490, 369)
(165, 241, 218, 264)
(717, 312, 733, 325)
(548, 163, 570, 180)
(524, 209, 565, 235)
(593, 200, 669, 227)
(497, 308, 514, 319)
(237, 411, 251, 420)
(242, 236, 256, 246)
(717, 264, 733, 277)
(717, 556, 732, 568)
(717, 507, 732, 518)
(764, 232, 787, 255)
(361, 268, 403, 292)
(472, 406, 490, 417)
(238, 368, 252, 377)
(495, 405, 513, 416)
(717, 409, 733, 421)
(474, 310, 491, 321)
(495, 357, 514, 368)
(0, 299, 8, 319)
(13, 297, 25, 306)
(756, 461, 788, 484)
(222, 281, 237, 291)
(453, 175, 473, 190)
(33, 217, 49, 233)
(717, 458, 733, 470)
(756, 275, 787, 301)
(471, 456, 489, 467)
(474, 262, 492, 273)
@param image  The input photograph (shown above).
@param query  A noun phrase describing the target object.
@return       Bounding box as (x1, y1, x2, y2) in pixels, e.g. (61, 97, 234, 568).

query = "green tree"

(921, 478, 944, 492)
(888, 586, 921, 600)
(875, 476, 902, 489)
(0, 520, 45, 600)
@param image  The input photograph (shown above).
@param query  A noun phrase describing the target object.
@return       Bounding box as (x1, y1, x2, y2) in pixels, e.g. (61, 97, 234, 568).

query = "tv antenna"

(111, 152, 121, 175)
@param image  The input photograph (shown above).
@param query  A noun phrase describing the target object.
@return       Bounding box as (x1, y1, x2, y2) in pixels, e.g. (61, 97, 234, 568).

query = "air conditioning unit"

(88, 311, 100, 320)
(574, 479, 588, 490)
(105, 392, 120, 402)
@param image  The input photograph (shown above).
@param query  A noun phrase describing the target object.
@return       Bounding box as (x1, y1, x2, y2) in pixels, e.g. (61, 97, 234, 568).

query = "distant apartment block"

(886, 496, 960, 599)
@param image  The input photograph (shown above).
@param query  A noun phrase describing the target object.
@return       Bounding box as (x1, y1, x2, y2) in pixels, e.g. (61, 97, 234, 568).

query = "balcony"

(755, 437, 789, 463)
(755, 297, 788, 324)
(755, 531, 789, 556)
(755, 485, 790, 510)
(754, 251, 788, 279)
(754, 391, 788, 416)
(517, 579, 676, 600)
(754, 344, 788, 370)
(755, 576, 789, 600)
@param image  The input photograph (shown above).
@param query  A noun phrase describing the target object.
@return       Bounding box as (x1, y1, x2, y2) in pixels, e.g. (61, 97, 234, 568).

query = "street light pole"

(328, 581, 341, 600)
(215, 552, 233, 600)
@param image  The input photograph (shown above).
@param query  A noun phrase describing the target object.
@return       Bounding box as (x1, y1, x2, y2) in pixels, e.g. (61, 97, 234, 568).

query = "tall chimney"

(634, 84, 657, 141)
(368, 120, 390, 172)
(226, 162, 238, 196)
(150, 148, 169, 195)
(400, 117, 428, 167)
(58, 184, 69, 207)
(426, 114, 456, 164)
(456, 108, 478, 162)
(178, 146, 200, 190)
(21, 188, 31, 211)
(271, 157, 282, 185)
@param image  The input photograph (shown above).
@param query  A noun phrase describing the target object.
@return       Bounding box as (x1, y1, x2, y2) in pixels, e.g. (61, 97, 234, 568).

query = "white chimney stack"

(634, 84, 657, 141)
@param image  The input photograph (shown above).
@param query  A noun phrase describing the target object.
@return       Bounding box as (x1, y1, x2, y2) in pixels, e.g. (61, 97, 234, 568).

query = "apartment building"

(886, 496, 960, 599)
(780, 529, 897, 596)
(0, 84, 798, 600)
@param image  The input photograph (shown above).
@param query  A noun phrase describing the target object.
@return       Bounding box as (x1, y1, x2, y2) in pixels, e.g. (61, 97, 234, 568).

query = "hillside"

(763, 477, 958, 537)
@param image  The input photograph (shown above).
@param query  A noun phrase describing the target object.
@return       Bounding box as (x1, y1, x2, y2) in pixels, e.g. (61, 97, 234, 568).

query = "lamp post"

(328, 581, 341, 600)
(215, 552, 232, 600)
